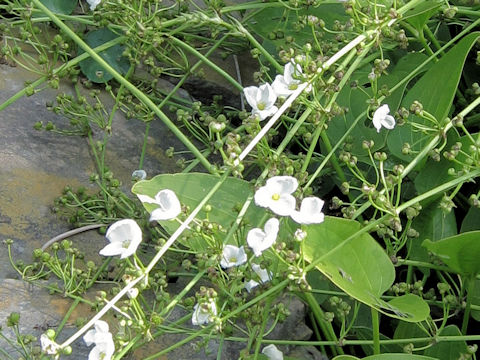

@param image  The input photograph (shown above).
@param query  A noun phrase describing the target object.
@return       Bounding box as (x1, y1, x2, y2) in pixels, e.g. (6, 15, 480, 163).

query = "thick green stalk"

(461, 276, 475, 335)
(30, 0, 214, 173)
(371, 308, 380, 355)
(303, 292, 342, 356)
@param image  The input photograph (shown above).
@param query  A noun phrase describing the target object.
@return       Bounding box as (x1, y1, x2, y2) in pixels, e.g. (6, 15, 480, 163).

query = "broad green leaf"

(460, 206, 480, 232)
(408, 199, 457, 268)
(304, 217, 429, 322)
(79, 28, 129, 83)
(333, 355, 438, 360)
(39, 0, 77, 14)
(388, 32, 480, 162)
(132, 173, 263, 251)
(422, 231, 480, 276)
(404, 1, 443, 31)
(424, 325, 468, 359)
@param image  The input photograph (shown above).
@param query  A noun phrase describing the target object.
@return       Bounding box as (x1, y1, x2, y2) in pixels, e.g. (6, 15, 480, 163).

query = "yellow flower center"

(229, 256, 237, 263)
(288, 83, 298, 90)
(122, 239, 131, 249)
(257, 102, 266, 110)
(271, 193, 280, 201)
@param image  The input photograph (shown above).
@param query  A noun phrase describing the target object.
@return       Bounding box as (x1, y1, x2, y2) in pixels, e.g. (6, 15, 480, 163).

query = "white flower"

(254, 176, 298, 216)
(243, 83, 278, 120)
(262, 344, 284, 360)
(99, 219, 142, 259)
(83, 320, 115, 360)
(221, 245, 247, 268)
(137, 189, 181, 221)
(272, 62, 304, 97)
(40, 334, 61, 355)
(86, 0, 101, 10)
(372, 104, 396, 133)
(245, 264, 273, 292)
(247, 218, 279, 257)
(192, 300, 217, 326)
(290, 197, 325, 224)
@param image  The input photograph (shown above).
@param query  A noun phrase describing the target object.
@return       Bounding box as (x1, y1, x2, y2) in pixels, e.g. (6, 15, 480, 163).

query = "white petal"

(244, 86, 260, 111)
(254, 105, 278, 120)
(99, 242, 123, 257)
(382, 114, 396, 130)
(271, 75, 290, 97)
(290, 197, 325, 224)
(266, 176, 298, 194)
(136, 194, 157, 204)
(262, 344, 284, 360)
(247, 218, 279, 257)
(86, 0, 101, 10)
(94, 320, 110, 335)
(252, 263, 272, 283)
(245, 280, 259, 293)
(88, 340, 114, 360)
(261, 83, 277, 107)
(150, 189, 181, 221)
(254, 185, 274, 209)
(270, 194, 296, 216)
(83, 329, 96, 346)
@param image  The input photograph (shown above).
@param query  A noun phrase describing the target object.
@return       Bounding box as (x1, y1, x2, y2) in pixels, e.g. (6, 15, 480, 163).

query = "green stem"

(461, 276, 475, 335)
(54, 298, 81, 339)
(30, 0, 214, 173)
(303, 292, 342, 356)
(371, 307, 380, 355)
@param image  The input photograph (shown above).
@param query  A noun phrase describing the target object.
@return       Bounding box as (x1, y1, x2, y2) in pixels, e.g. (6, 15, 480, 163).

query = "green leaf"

(408, 199, 457, 268)
(460, 206, 480, 232)
(132, 173, 263, 251)
(304, 217, 429, 322)
(39, 0, 77, 14)
(404, 1, 443, 31)
(79, 28, 129, 83)
(388, 32, 480, 162)
(424, 325, 468, 359)
(422, 231, 480, 276)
